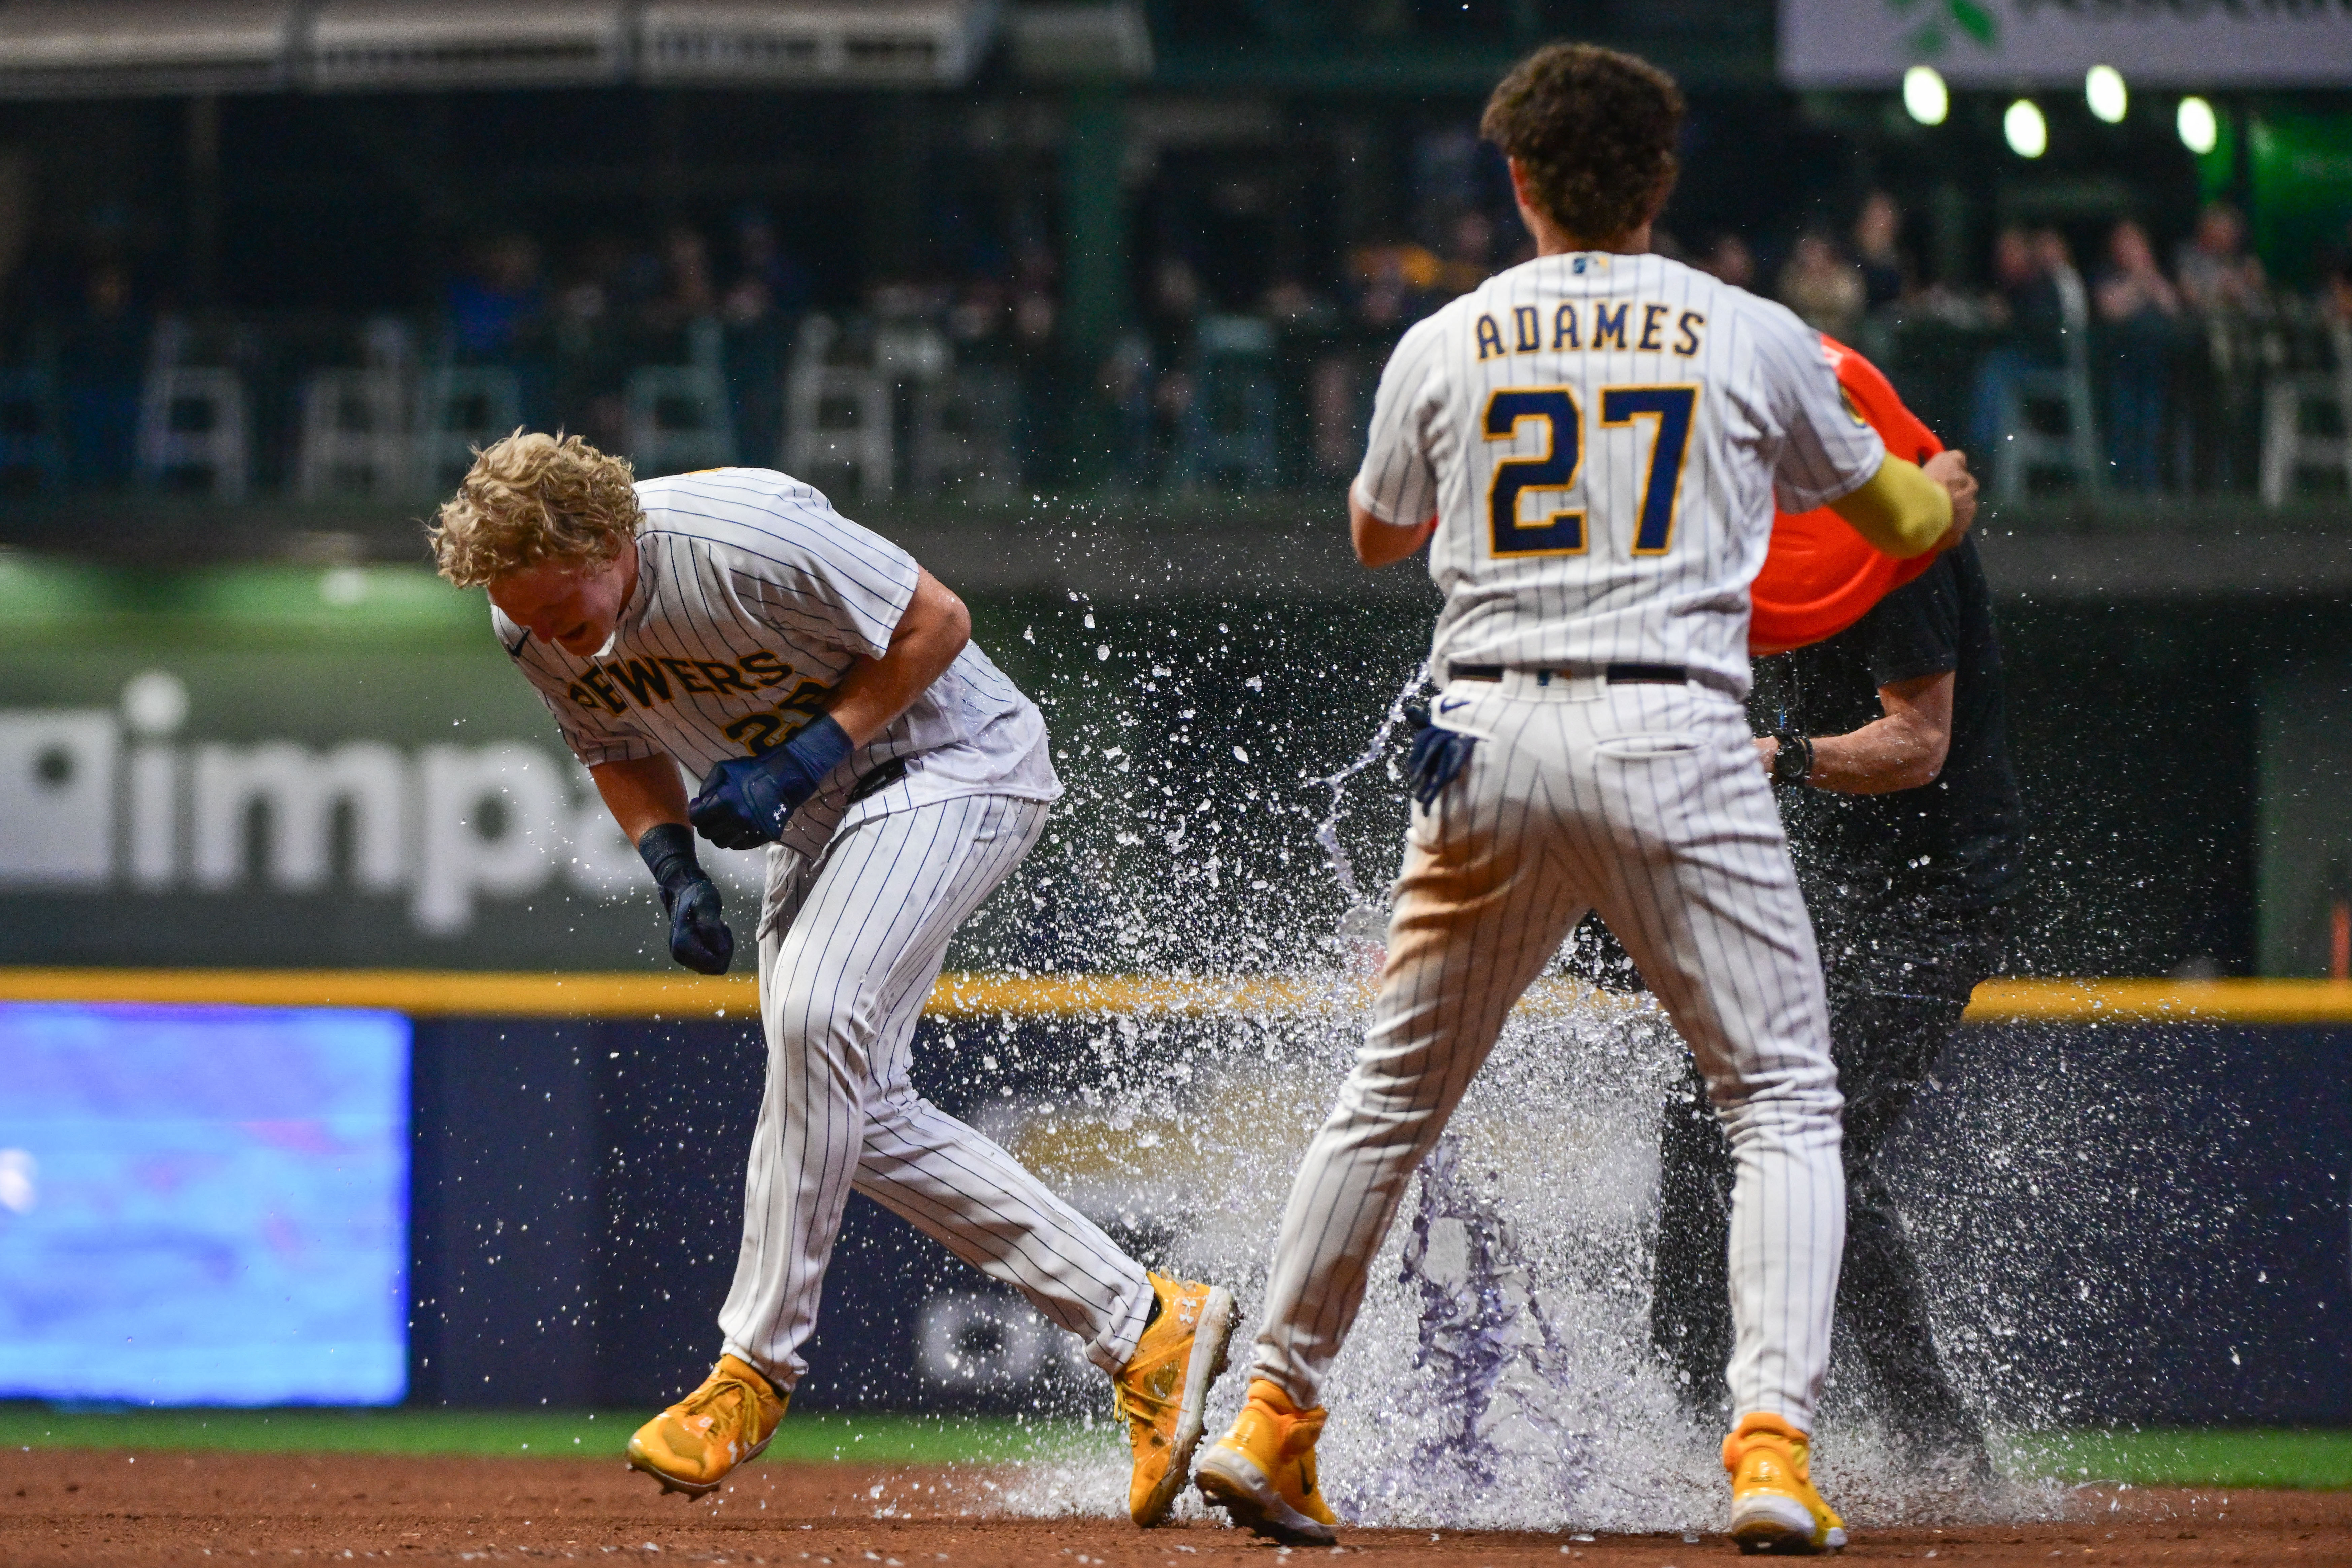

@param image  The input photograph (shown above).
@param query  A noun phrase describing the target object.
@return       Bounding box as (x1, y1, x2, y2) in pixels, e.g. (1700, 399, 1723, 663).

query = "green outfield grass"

(2, 1406, 2344, 1489)
(2000, 1428, 2352, 1490)
(0, 1405, 1098, 1466)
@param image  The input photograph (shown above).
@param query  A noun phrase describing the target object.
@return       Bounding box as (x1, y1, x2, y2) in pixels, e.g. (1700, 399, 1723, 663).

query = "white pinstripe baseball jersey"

(492, 468, 1161, 1417)
(496, 467, 1061, 868)
(1353, 252, 1885, 696)
(1232, 253, 1868, 1493)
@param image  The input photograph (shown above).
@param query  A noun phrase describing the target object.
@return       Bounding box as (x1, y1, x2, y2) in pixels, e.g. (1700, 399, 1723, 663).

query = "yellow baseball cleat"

(1113, 1272, 1238, 1526)
(1194, 1377, 1341, 1545)
(1724, 1412, 1848, 1554)
(625, 1354, 787, 1497)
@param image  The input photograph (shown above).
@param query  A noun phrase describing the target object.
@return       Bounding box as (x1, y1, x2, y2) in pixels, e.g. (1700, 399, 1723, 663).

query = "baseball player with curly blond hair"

(431, 434, 1234, 1526)
(1195, 43, 1976, 1553)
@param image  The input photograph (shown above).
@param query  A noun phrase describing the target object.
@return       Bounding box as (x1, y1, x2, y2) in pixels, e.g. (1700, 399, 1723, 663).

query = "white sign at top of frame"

(1781, 0, 2352, 91)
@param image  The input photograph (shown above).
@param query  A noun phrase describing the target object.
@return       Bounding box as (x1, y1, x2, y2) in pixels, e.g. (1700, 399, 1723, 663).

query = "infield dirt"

(3, 1448, 2347, 1567)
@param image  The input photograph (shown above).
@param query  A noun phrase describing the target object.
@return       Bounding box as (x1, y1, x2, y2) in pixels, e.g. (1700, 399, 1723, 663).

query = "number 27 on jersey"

(1483, 384, 1698, 559)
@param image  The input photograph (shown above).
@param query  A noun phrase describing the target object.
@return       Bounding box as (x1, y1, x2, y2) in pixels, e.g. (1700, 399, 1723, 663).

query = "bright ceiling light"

(1902, 65, 1949, 126)
(2005, 98, 2048, 159)
(2086, 65, 2127, 124)
(2178, 95, 2219, 155)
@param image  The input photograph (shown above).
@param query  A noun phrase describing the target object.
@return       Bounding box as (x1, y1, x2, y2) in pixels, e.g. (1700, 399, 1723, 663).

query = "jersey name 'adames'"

(1353, 250, 1886, 697)
(495, 466, 1059, 865)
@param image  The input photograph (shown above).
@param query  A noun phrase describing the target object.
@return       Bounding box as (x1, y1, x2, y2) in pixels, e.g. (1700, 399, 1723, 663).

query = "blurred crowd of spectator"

(372, 210, 825, 467)
(3, 190, 2349, 507)
(1694, 196, 2352, 500)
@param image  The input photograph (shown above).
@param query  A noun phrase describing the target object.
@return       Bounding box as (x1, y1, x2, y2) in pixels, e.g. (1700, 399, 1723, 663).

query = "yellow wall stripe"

(0, 969, 2347, 1025)
(0, 968, 757, 1017)
(1963, 977, 2352, 1025)
(0, 968, 1408, 1020)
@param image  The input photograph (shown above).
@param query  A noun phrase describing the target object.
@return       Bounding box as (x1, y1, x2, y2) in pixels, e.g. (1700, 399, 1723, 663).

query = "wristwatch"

(1770, 730, 1816, 788)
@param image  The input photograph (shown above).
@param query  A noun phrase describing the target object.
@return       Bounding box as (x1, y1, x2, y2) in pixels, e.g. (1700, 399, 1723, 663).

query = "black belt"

(846, 756, 909, 804)
(1449, 662, 1691, 686)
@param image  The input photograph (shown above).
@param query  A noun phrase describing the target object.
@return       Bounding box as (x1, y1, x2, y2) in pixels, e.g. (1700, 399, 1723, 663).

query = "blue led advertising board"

(0, 1004, 410, 1405)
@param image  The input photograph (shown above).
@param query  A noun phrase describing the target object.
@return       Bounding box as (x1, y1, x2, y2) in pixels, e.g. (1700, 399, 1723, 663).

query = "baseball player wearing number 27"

(429, 434, 1234, 1528)
(1195, 44, 1977, 1556)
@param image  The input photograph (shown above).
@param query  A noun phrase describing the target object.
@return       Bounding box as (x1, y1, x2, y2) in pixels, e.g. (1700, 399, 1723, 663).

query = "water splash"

(1309, 658, 1428, 953)
(1305, 659, 1631, 1516)
(974, 972, 2081, 1531)
(949, 612, 2099, 1533)
(1398, 1135, 1597, 1491)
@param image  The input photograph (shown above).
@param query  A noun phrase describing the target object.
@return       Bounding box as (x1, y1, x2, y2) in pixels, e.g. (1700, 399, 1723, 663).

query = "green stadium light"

(2178, 95, 2219, 155)
(2086, 65, 2127, 125)
(1902, 65, 1949, 126)
(2005, 98, 2048, 158)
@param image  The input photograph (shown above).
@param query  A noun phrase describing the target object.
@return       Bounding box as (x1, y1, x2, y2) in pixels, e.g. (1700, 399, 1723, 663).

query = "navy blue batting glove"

(689, 713, 855, 851)
(636, 822, 735, 975)
(1405, 713, 1477, 806)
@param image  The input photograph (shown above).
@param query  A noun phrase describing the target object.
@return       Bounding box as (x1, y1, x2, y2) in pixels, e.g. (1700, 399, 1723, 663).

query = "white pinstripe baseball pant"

(718, 792, 1156, 1390)
(1251, 673, 1846, 1430)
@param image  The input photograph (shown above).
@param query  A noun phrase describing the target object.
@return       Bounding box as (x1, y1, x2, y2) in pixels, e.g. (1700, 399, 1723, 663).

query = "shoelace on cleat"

(1113, 1292, 1188, 1439)
(1115, 1333, 1197, 1449)
(1112, 1359, 1179, 1438)
(672, 1370, 763, 1438)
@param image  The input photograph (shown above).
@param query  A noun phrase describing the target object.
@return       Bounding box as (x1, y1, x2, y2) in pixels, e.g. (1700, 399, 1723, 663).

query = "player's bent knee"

(766, 992, 876, 1068)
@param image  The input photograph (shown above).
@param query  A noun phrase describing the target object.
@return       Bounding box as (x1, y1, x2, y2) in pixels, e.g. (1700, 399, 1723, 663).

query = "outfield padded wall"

(393, 1008, 2351, 1426)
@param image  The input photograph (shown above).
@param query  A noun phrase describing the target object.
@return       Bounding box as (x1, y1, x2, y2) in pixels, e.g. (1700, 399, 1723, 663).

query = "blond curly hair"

(429, 430, 642, 587)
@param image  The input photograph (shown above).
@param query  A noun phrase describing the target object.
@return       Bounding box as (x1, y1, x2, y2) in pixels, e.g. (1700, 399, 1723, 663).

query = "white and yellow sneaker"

(1195, 1378, 1341, 1546)
(1724, 1412, 1848, 1554)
